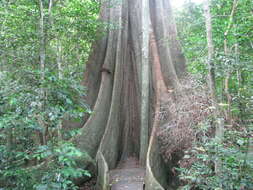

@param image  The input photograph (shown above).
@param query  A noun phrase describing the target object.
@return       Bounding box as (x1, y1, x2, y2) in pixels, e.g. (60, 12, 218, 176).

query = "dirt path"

(109, 157, 145, 190)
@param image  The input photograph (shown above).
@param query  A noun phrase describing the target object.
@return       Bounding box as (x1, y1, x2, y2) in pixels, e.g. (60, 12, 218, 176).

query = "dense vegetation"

(0, 0, 252, 189)
(0, 0, 99, 189)
(174, 0, 253, 189)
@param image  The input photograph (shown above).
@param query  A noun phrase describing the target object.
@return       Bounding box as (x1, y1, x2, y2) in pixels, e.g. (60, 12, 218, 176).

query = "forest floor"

(79, 178, 96, 190)
(109, 157, 145, 190)
(79, 157, 145, 190)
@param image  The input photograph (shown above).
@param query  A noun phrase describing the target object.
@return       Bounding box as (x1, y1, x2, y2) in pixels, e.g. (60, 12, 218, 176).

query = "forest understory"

(0, 0, 252, 190)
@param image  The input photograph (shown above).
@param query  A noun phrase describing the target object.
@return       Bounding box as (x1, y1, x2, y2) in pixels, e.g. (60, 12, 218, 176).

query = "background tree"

(0, 0, 99, 189)
(175, 0, 253, 189)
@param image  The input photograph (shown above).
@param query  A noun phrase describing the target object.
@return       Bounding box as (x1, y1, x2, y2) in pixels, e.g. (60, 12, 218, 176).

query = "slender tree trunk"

(57, 40, 63, 140)
(38, 0, 47, 145)
(37, 0, 56, 144)
(48, 0, 53, 14)
(203, 0, 216, 100)
(204, 0, 224, 176)
(235, 44, 245, 121)
(38, 0, 46, 88)
(0, 2, 9, 71)
(57, 42, 63, 80)
(224, 0, 238, 126)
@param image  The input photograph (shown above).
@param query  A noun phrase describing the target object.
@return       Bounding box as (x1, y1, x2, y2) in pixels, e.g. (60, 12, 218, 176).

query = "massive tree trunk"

(73, 0, 186, 189)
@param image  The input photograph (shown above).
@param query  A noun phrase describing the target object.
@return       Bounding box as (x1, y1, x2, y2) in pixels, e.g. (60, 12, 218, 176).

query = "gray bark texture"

(203, 0, 215, 100)
(72, 0, 186, 189)
(140, 0, 150, 166)
(204, 0, 226, 176)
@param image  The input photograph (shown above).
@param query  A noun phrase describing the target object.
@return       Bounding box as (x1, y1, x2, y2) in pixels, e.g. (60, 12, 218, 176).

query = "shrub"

(177, 123, 253, 190)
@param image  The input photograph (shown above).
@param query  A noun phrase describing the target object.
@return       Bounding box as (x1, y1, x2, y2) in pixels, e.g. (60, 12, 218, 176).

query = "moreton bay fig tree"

(72, 0, 186, 189)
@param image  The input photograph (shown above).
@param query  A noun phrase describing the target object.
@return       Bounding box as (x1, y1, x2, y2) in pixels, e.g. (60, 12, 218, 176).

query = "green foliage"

(175, 0, 253, 189)
(33, 142, 91, 190)
(176, 0, 253, 93)
(175, 2, 207, 76)
(0, 141, 90, 190)
(0, 0, 99, 189)
(178, 123, 253, 190)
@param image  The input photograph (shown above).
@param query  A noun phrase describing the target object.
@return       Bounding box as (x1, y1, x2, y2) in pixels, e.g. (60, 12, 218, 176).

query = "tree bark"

(38, 0, 46, 88)
(140, 0, 150, 166)
(38, 0, 47, 145)
(204, 0, 221, 176)
(224, 0, 238, 126)
(72, 0, 186, 188)
(203, 0, 216, 100)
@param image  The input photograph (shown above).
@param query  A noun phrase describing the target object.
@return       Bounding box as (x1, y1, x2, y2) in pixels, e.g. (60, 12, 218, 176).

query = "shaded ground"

(79, 157, 145, 190)
(109, 157, 145, 190)
(79, 178, 96, 190)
